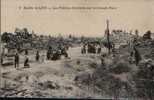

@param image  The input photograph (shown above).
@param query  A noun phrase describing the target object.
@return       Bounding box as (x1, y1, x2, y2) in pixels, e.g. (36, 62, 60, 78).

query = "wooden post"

(106, 19, 110, 54)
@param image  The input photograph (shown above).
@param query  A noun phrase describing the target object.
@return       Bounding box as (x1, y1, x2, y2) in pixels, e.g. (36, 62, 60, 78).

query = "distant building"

(110, 30, 134, 45)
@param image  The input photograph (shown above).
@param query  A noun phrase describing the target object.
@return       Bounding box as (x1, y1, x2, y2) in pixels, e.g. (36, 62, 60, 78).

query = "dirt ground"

(1, 44, 153, 100)
(0, 47, 110, 98)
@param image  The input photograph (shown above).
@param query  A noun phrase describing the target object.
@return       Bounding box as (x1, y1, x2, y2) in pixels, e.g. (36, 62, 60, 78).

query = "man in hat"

(36, 50, 40, 62)
(14, 52, 19, 69)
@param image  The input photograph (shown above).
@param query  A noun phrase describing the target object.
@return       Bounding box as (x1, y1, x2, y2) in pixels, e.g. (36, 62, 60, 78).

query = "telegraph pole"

(105, 19, 111, 54)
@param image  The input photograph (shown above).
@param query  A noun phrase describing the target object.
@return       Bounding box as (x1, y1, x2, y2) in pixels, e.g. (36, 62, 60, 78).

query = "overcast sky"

(1, 0, 154, 37)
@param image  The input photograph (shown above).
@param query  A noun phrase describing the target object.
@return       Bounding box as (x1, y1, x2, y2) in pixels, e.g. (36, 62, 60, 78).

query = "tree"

(1, 32, 11, 43)
(14, 28, 21, 35)
(22, 28, 30, 39)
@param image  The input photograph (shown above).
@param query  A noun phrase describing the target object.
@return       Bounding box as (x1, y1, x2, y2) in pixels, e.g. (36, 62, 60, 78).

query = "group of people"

(81, 42, 102, 54)
(3, 37, 143, 71)
(14, 50, 30, 69)
(80, 38, 142, 67)
(13, 44, 70, 69)
(46, 45, 69, 60)
(14, 50, 39, 69)
(12, 50, 53, 70)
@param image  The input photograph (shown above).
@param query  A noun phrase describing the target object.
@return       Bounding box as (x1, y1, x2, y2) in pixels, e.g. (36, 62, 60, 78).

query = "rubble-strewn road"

(0, 47, 108, 98)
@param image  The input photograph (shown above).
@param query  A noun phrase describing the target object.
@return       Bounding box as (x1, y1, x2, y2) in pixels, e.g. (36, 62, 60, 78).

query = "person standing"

(14, 52, 19, 69)
(100, 54, 106, 70)
(47, 49, 50, 60)
(47, 47, 52, 60)
(1, 53, 4, 65)
(97, 44, 101, 54)
(112, 43, 115, 53)
(133, 46, 142, 66)
(25, 49, 28, 55)
(81, 44, 86, 54)
(36, 50, 40, 62)
(61, 47, 68, 58)
(41, 54, 45, 63)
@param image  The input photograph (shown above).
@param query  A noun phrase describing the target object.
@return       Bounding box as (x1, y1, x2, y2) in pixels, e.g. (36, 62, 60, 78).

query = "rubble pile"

(133, 60, 154, 100)
(109, 61, 131, 74)
(64, 57, 98, 73)
(137, 40, 154, 60)
(97, 57, 135, 94)
(37, 80, 60, 90)
(74, 71, 92, 85)
(73, 54, 135, 98)
(138, 40, 154, 48)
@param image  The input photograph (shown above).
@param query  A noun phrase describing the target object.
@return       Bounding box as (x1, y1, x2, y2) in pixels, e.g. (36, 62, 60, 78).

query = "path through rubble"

(1, 47, 108, 98)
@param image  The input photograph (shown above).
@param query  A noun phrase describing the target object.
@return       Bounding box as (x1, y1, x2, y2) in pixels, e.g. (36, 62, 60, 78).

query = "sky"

(1, 0, 154, 37)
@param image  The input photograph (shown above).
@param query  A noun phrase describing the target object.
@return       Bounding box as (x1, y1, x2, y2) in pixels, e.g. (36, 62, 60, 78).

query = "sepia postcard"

(0, 0, 154, 99)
